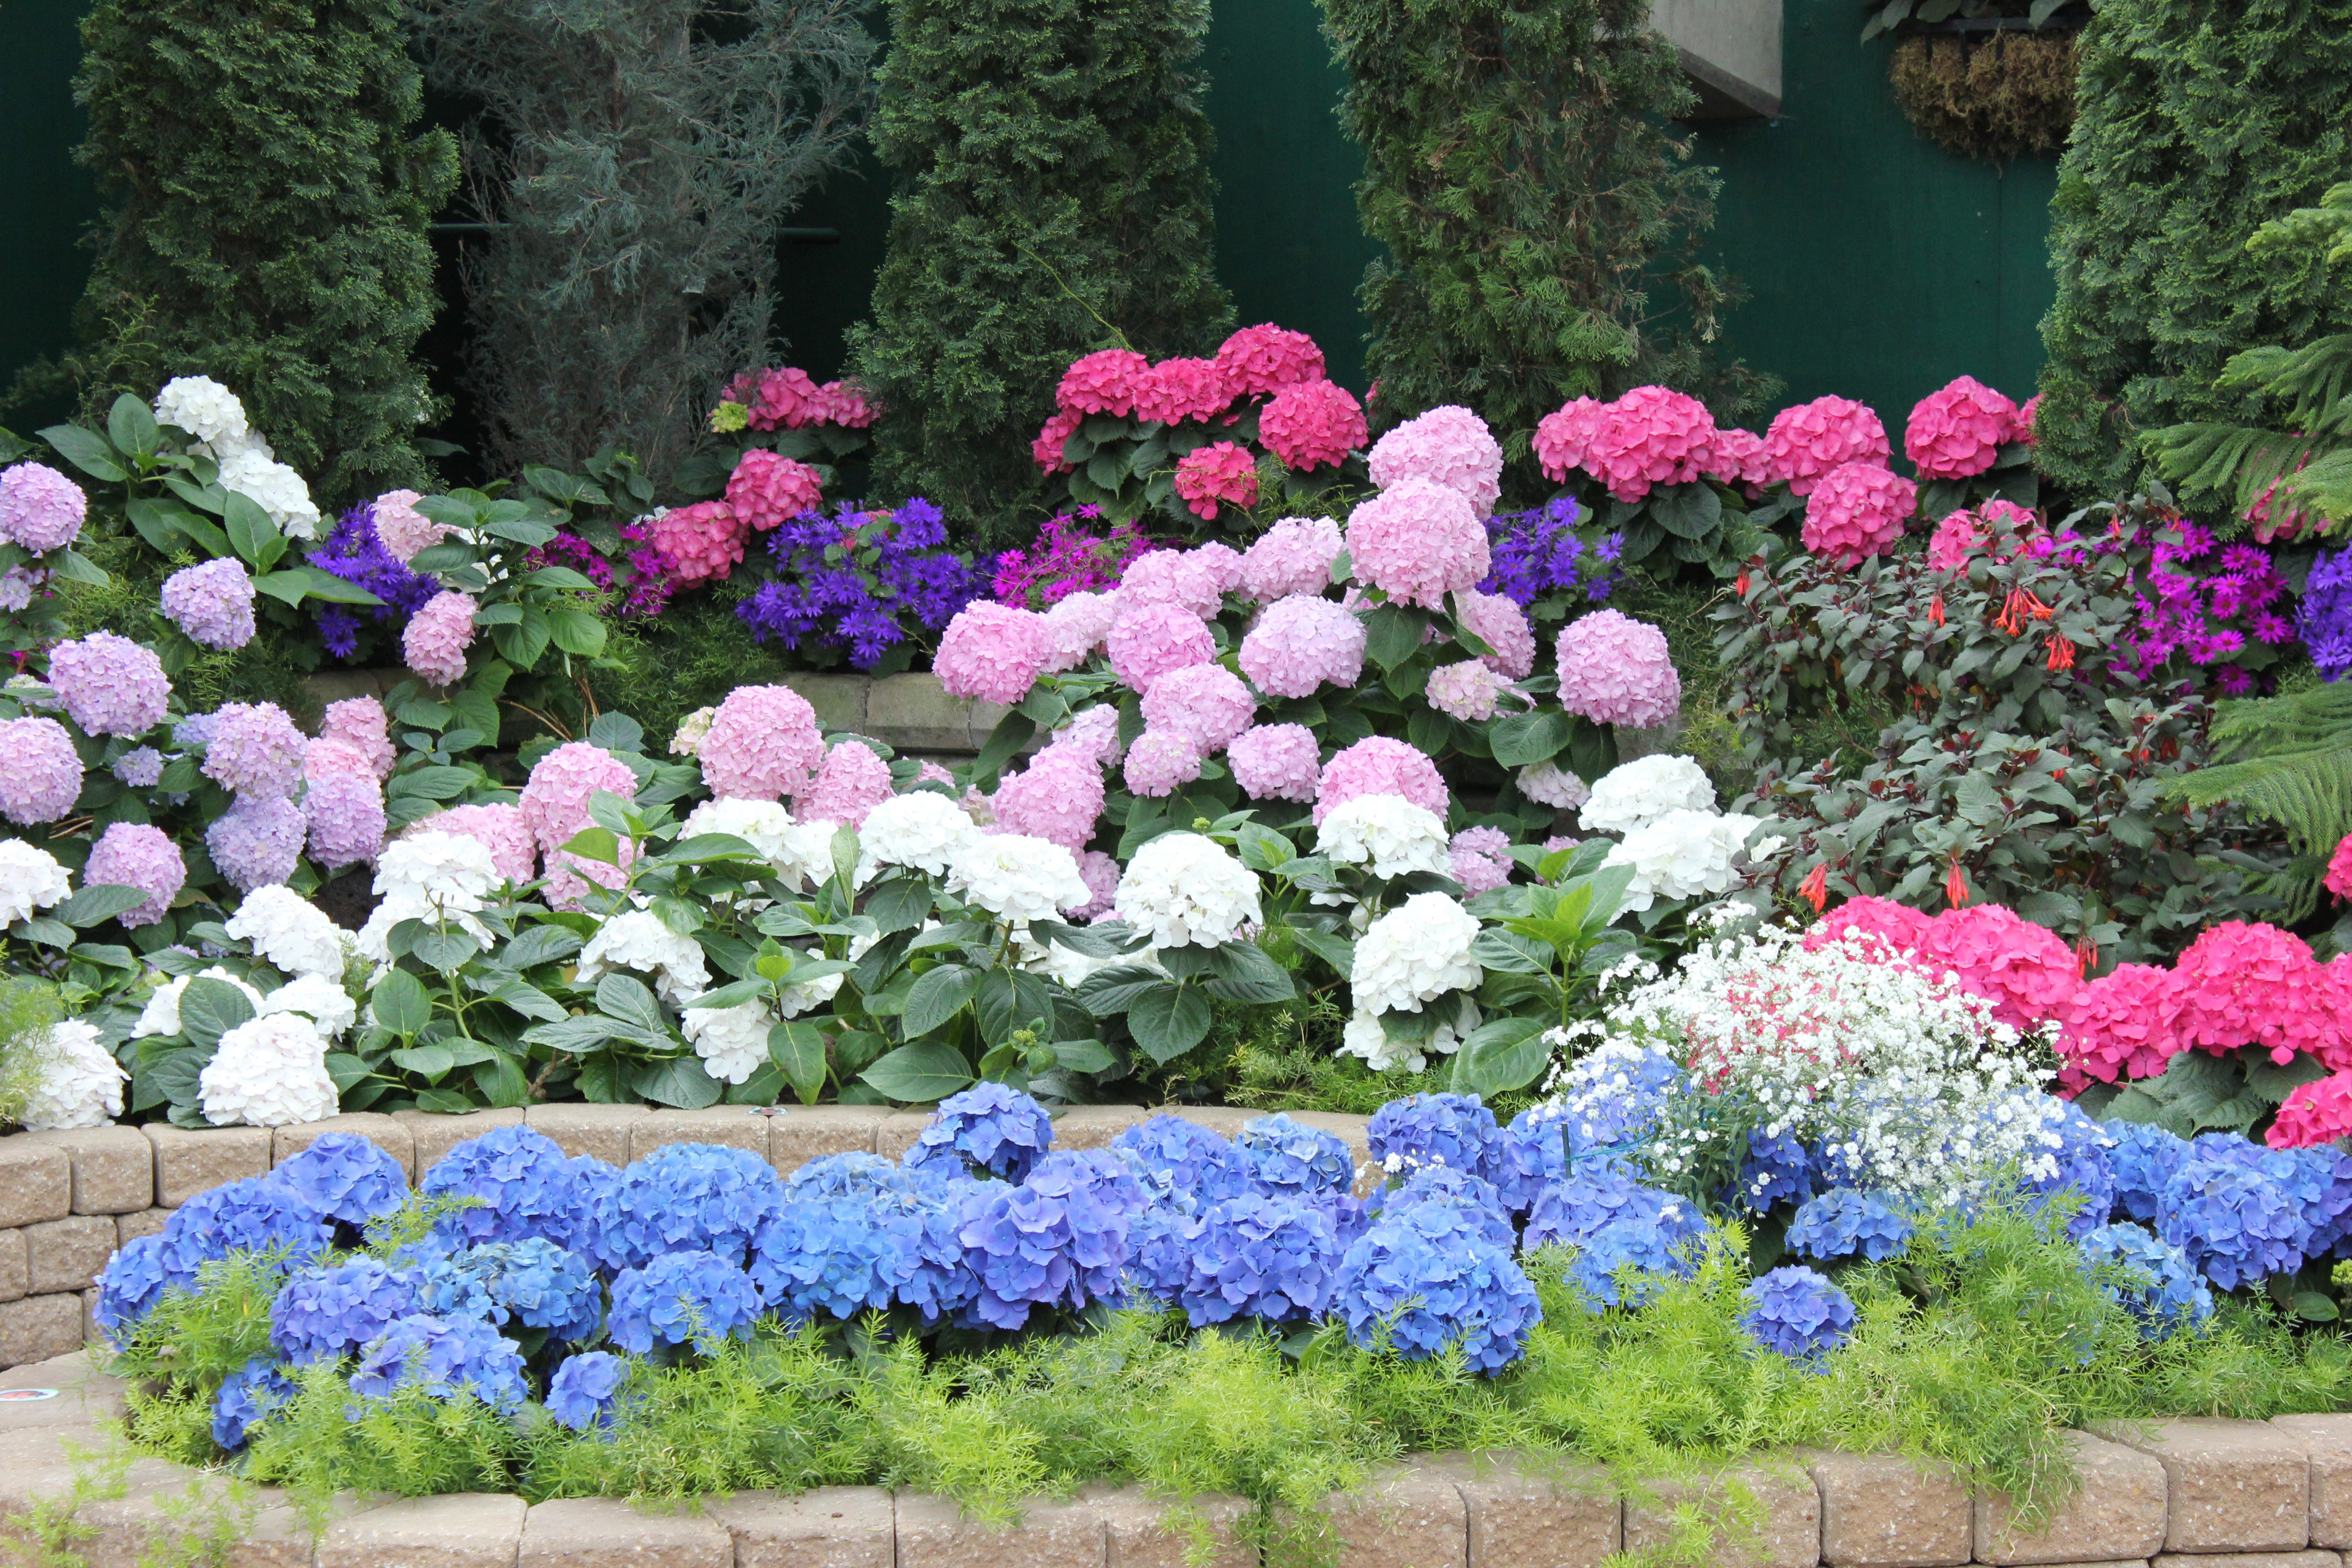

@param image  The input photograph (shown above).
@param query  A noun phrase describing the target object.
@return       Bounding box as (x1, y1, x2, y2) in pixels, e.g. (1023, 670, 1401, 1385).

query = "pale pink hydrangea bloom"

(1259, 380, 1366, 470)
(991, 748, 1105, 852)
(0, 463, 86, 553)
(85, 822, 185, 927)
(1058, 349, 1150, 416)
(372, 489, 447, 563)
(0, 718, 82, 825)
(1425, 660, 1504, 722)
(1239, 516, 1345, 603)
(1069, 848, 1121, 921)
(1801, 463, 1916, 568)
(1214, 324, 1326, 396)
(914, 761, 956, 789)
(1239, 593, 1365, 698)
(48, 631, 169, 737)
(1133, 358, 1231, 426)
(1107, 602, 1215, 694)
(160, 557, 257, 651)
(402, 590, 479, 687)
(1763, 395, 1890, 496)
(1040, 590, 1117, 673)
(1367, 406, 1504, 518)
(1555, 610, 1680, 729)
(935, 601, 1049, 705)
(700, 685, 824, 801)
(320, 697, 396, 781)
(1452, 588, 1535, 680)
(1049, 704, 1124, 767)
(1122, 731, 1203, 797)
(428, 803, 537, 885)
(520, 741, 638, 852)
(1140, 663, 1256, 753)
(1345, 477, 1489, 610)
(726, 449, 824, 533)
(1448, 827, 1514, 897)
(647, 500, 745, 587)
(1227, 724, 1321, 802)
(305, 772, 387, 870)
(1533, 397, 1608, 483)
(1187, 541, 1245, 595)
(203, 703, 309, 798)
(304, 738, 378, 784)
(1119, 550, 1223, 618)
(1582, 386, 1717, 501)
(1312, 735, 1448, 825)
(1517, 762, 1589, 810)
(206, 794, 305, 892)
(799, 741, 892, 829)
(1904, 375, 2019, 481)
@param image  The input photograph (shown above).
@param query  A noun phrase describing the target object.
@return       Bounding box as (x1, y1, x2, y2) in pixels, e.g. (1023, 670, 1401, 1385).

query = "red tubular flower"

(1943, 854, 1970, 910)
(1928, 592, 1945, 628)
(1798, 862, 1829, 914)
(2045, 634, 2076, 671)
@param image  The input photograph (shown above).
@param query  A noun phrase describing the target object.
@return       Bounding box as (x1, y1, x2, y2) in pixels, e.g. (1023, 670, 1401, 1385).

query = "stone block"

(704, 1486, 895, 1568)
(1321, 1461, 1468, 1568)
(1288, 1111, 1378, 1197)
(1051, 1106, 1151, 1152)
(894, 1491, 1105, 1568)
(628, 1107, 767, 1161)
(398, 1108, 527, 1176)
(0, 1231, 24, 1304)
(781, 674, 871, 735)
(0, 1296, 85, 1369)
(1161, 1106, 1255, 1140)
(142, 1125, 270, 1207)
(0, 1422, 109, 1470)
(0, 1143, 70, 1229)
(1624, 1462, 1821, 1568)
(114, 1209, 168, 1246)
(865, 674, 1019, 754)
(2101, 1419, 2311, 1553)
(23, 1217, 118, 1297)
(275, 1113, 416, 1180)
(524, 1105, 637, 1166)
(1420, 1452, 1620, 1568)
(0, 1350, 128, 1429)
(1807, 1451, 1969, 1568)
(1978, 1432, 2169, 1565)
(319, 1491, 530, 1568)
(764, 1106, 888, 1177)
(16, 1128, 153, 1215)
(78, 1467, 259, 1568)
(518, 1496, 731, 1568)
(2272, 1417, 2352, 1549)
(874, 1111, 934, 1163)
(2153, 1555, 2338, 1568)
(1078, 1482, 1252, 1568)
(79, 1290, 98, 1345)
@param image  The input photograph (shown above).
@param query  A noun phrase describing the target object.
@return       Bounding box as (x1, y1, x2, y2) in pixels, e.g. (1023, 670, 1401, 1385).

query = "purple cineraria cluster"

(2301, 547, 2352, 682)
(306, 503, 441, 658)
(2116, 521, 2295, 695)
(736, 498, 984, 670)
(1480, 495, 1623, 608)
(991, 508, 1156, 610)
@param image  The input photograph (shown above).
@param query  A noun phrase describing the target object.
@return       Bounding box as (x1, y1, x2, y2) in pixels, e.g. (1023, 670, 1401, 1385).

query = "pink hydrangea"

(320, 697, 395, 781)
(1140, 662, 1256, 752)
(1426, 660, 1504, 721)
(813, 379, 874, 428)
(304, 738, 378, 783)
(1905, 375, 2019, 481)
(372, 489, 447, 563)
(1554, 610, 1679, 729)
(1312, 735, 1448, 825)
(1366, 406, 1504, 519)
(1705, 427, 1771, 489)
(2015, 393, 2041, 444)
(799, 741, 892, 828)
(1763, 396, 1891, 496)
(1189, 542, 1244, 594)
(1107, 602, 1215, 694)
(1533, 397, 1607, 483)
(1581, 386, 1717, 502)
(1173, 442, 1258, 522)
(1048, 703, 1124, 767)
(1914, 903, 2084, 1036)
(1345, 477, 1489, 610)
(402, 590, 479, 687)
(1133, 358, 1231, 426)
(648, 500, 747, 587)
(1031, 409, 1084, 475)
(1240, 517, 1344, 602)
(1259, 380, 1366, 470)
(84, 822, 185, 928)
(521, 741, 639, 855)
(1215, 324, 1326, 397)
(1120, 550, 1223, 618)
(1239, 594, 1365, 698)
(991, 747, 1105, 851)
(1227, 724, 1320, 802)
(2170, 921, 2351, 1068)
(206, 794, 305, 892)
(2268, 1072, 2352, 1150)
(1058, 349, 1150, 417)
(2056, 963, 2185, 1093)
(1801, 463, 1916, 568)
(0, 718, 81, 825)
(914, 760, 956, 788)
(1804, 894, 1934, 957)
(1122, 731, 1203, 797)
(305, 770, 386, 870)
(544, 850, 630, 913)
(699, 685, 823, 802)
(1926, 509, 1984, 572)
(744, 367, 821, 429)
(1448, 827, 1513, 897)
(160, 558, 256, 651)
(936, 602, 1049, 705)
(0, 463, 86, 553)
(1453, 589, 1534, 679)
(429, 803, 537, 884)
(1070, 849, 1120, 921)
(2329, 831, 2352, 903)
(48, 632, 168, 737)
(203, 703, 308, 798)
(1041, 590, 1117, 673)
(726, 449, 823, 533)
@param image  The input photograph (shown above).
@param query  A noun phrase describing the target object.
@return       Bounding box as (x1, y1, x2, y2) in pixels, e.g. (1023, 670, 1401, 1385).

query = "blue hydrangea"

(157, 1175, 336, 1281)
(1369, 1166, 1514, 1252)
(1523, 1168, 1702, 1253)
(416, 1240, 603, 1343)
(1735, 1127, 1816, 1215)
(750, 1190, 933, 1323)
(1111, 1114, 1254, 1202)
(897, 1180, 986, 1323)
(606, 1250, 764, 1355)
(2103, 1121, 2189, 1225)
(350, 1313, 530, 1409)
(421, 1125, 604, 1250)
(902, 1083, 1055, 1183)
(2227, 1142, 2352, 1263)
(1563, 1216, 1699, 1309)
(1494, 1106, 1572, 1215)
(2159, 1157, 2305, 1290)
(271, 1258, 421, 1366)
(1333, 1207, 1542, 1375)
(272, 1134, 408, 1232)
(211, 1358, 295, 1451)
(1786, 1189, 1913, 1265)
(956, 1149, 1142, 1330)
(586, 1143, 786, 1274)
(1176, 1194, 1343, 1326)
(2080, 1222, 2214, 1340)
(783, 1151, 943, 1202)
(1555, 1041, 1686, 1154)
(1367, 1093, 1501, 1183)
(93, 1235, 173, 1347)
(546, 1350, 630, 1433)
(1122, 1199, 1199, 1306)
(1740, 1265, 1857, 1368)
(2017, 1099, 2117, 1241)
(1236, 1114, 1355, 1197)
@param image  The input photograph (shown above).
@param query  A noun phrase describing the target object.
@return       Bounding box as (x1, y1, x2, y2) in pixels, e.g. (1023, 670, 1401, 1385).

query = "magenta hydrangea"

(1534, 397, 1607, 483)
(1346, 477, 1490, 610)
(1259, 380, 1367, 470)
(935, 602, 1049, 706)
(725, 449, 824, 534)
(1123, 731, 1204, 797)
(84, 822, 185, 927)
(1555, 610, 1679, 729)
(520, 741, 639, 854)
(1453, 588, 1535, 680)
(1239, 594, 1366, 699)
(1240, 517, 1345, 603)
(1801, 463, 1916, 568)
(1215, 324, 1326, 396)
(47, 632, 169, 738)
(1426, 660, 1504, 722)
(799, 741, 892, 828)
(402, 591, 478, 687)
(320, 698, 394, 781)
(207, 794, 306, 892)
(1905, 375, 2019, 481)
(992, 747, 1105, 852)
(646, 500, 745, 588)
(202, 703, 308, 798)
(304, 772, 386, 870)
(1706, 427, 1772, 489)
(1058, 349, 1150, 416)
(1764, 396, 1891, 496)
(0, 463, 86, 553)
(699, 685, 823, 801)
(1107, 602, 1215, 694)
(1133, 358, 1232, 426)
(160, 558, 257, 651)
(1228, 724, 1321, 803)
(0, 718, 82, 825)
(1926, 509, 1984, 572)
(1582, 386, 1716, 502)
(1141, 662, 1257, 753)
(1367, 406, 1504, 518)
(1449, 828, 1513, 897)
(1120, 551, 1223, 618)
(1313, 735, 1448, 825)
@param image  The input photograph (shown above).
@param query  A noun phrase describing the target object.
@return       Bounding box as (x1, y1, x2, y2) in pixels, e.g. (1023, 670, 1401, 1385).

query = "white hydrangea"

(948, 833, 1090, 926)
(681, 797, 797, 872)
(777, 818, 847, 891)
(1316, 795, 1450, 881)
(216, 446, 322, 541)
(670, 706, 717, 758)
(153, 376, 250, 448)
(225, 885, 348, 980)
(1112, 832, 1261, 948)
(1015, 929, 1134, 989)
(1339, 994, 1480, 1075)
(261, 973, 358, 1039)
(778, 960, 844, 1019)
(857, 791, 979, 881)
(358, 830, 500, 962)
(681, 1000, 769, 1085)
(132, 966, 266, 1039)
(198, 1013, 337, 1127)
(1602, 809, 1756, 912)
(1350, 892, 1482, 1015)
(575, 909, 710, 1002)
(1578, 754, 1716, 835)
(0, 840, 72, 926)
(1516, 761, 1590, 811)
(19, 1021, 126, 1131)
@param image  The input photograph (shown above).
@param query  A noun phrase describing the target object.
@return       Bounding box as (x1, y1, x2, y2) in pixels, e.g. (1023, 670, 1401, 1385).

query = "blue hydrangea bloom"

(1494, 1106, 1573, 1215)
(2103, 1121, 2188, 1225)
(1176, 1194, 1343, 1326)
(1523, 1168, 1702, 1252)
(351, 1313, 529, 1409)
(272, 1134, 408, 1231)
(1122, 1199, 1199, 1306)
(750, 1190, 932, 1323)
(897, 1180, 986, 1323)
(1735, 1127, 1816, 1215)
(2240, 1143, 2352, 1263)
(956, 1149, 1142, 1330)
(416, 1240, 603, 1343)
(2080, 1221, 2214, 1340)
(271, 1258, 421, 1365)
(93, 1235, 173, 1347)
(1236, 1114, 1355, 1197)
(546, 1350, 630, 1433)
(783, 1151, 943, 1202)
(211, 1357, 295, 1450)
(1367, 1093, 1501, 1183)
(1369, 1166, 1514, 1252)
(586, 1143, 786, 1274)
(2160, 1158, 2305, 1290)
(1563, 1215, 1700, 1309)
(157, 1175, 336, 1281)
(902, 1083, 1055, 1183)
(1555, 1041, 1686, 1154)
(421, 1125, 602, 1250)
(1333, 1207, 1542, 1375)
(1740, 1265, 1857, 1367)
(1112, 1114, 1254, 1202)
(2011, 1098, 2116, 1241)
(606, 1250, 764, 1355)
(1786, 1189, 1913, 1265)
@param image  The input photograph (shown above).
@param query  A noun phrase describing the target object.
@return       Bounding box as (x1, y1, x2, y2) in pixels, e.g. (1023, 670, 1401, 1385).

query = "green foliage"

(848, 0, 1232, 541)
(2036, 0, 2352, 503)
(2155, 680, 2352, 927)
(0, 978, 64, 1129)
(245, 1362, 525, 1499)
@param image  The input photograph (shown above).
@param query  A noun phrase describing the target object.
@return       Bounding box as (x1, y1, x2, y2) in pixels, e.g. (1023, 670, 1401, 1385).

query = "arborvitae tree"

(2036, 0, 2352, 500)
(848, 0, 1233, 539)
(69, 0, 458, 502)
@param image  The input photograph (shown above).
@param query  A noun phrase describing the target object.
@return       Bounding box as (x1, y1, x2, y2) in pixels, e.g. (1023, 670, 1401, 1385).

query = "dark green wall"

(2, 0, 100, 428)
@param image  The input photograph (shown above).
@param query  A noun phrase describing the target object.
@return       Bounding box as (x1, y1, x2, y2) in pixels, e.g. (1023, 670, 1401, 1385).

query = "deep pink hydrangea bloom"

(1554, 609, 1680, 729)
(1453, 588, 1535, 679)
(1140, 662, 1256, 752)
(1107, 602, 1215, 694)
(430, 803, 537, 884)
(1926, 509, 1984, 572)
(1426, 660, 1504, 721)
(1582, 386, 1717, 502)
(1120, 550, 1223, 618)
(320, 697, 395, 781)
(304, 738, 378, 784)
(1031, 409, 1084, 475)
(936, 602, 1049, 705)
(726, 449, 823, 534)
(2015, 393, 2041, 444)
(1239, 594, 1365, 698)
(1122, 730, 1203, 797)
(203, 703, 308, 798)
(1449, 827, 1513, 897)
(48, 631, 168, 737)
(1058, 349, 1150, 417)
(1048, 703, 1124, 768)
(1070, 849, 1120, 921)
(1133, 358, 1231, 426)
(1312, 735, 1448, 825)
(2170, 921, 2351, 1068)
(85, 822, 186, 928)
(1705, 427, 1771, 489)
(0, 462, 86, 553)
(740, 366, 820, 429)
(992, 747, 1105, 851)
(1345, 477, 1490, 610)
(402, 590, 478, 687)
(160, 558, 257, 651)
(2056, 963, 2185, 1093)
(1801, 463, 1916, 568)
(206, 794, 304, 892)
(1915, 903, 2084, 1036)
(1367, 406, 1504, 519)
(799, 741, 892, 828)
(813, 379, 874, 428)
(0, 718, 81, 825)
(1259, 381, 1367, 470)
(1240, 517, 1344, 603)
(1904, 375, 2019, 481)
(1803, 895, 1934, 957)
(2269, 1071, 2352, 1150)
(1215, 324, 1326, 397)
(305, 771, 386, 870)
(521, 741, 639, 855)
(1189, 542, 1245, 594)
(372, 489, 447, 563)
(699, 686, 823, 801)
(1533, 397, 1608, 483)
(1227, 723, 1321, 802)
(2329, 831, 2352, 903)
(1041, 590, 1117, 673)
(647, 500, 745, 587)
(1763, 396, 1891, 496)
(1174, 442, 1259, 522)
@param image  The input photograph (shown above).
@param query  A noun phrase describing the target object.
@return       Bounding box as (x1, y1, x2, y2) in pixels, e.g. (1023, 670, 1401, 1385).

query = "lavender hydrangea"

(1175, 1193, 1344, 1326)
(1494, 1105, 1572, 1216)
(1367, 1093, 1501, 1183)
(422, 1125, 604, 1250)
(271, 1258, 420, 1365)
(1237, 1114, 1355, 1197)
(1785, 1189, 1913, 1266)
(2104, 1121, 2188, 1226)
(606, 1250, 764, 1354)
(1736, 1127, 1817, 1215)
(2159, 1158, 2304, 1290)
(1332, 1205, 1541, 1375)
(112, 747, 165, 789)
(587, 1143, 787, 1273)
(416, 1240, 603, 1343)
(956, 1149, 1142, 1330)
(1370, 1165, 1514, 1252)
(1111, 1114, 1255, 1203)
(2080, 1222, 2213, 1340)
(736, 499, 986, 670)
(903, 1083, 1056, 1184)
(211, 1358, 295, 1450)
(1740, 1265, 1857, 1368)
(272, 1134, 408, 1232)
(351, 1313, 530, 1408)
(546, 1350, 630, 1432)
(161, 559, 257, 652)
(306, 503, 440, 658)
(1524, 1168, 1700, 1252)
(206, 793, 307, 892)
(2303, 546, 2352, 682)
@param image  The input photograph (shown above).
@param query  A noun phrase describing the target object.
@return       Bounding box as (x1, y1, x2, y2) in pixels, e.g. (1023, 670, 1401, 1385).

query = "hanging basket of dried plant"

(1888, 29, 2080, 163)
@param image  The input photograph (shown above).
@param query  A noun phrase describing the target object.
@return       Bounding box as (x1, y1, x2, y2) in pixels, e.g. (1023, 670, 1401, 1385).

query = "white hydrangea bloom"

(778, 963, 843, 1019)
(1340, 1010, 1400, 1071)
(681, 797, 797, 872)
(216, 446, 322, 541)
(856, 791, 978, 881)
(575, 910, 710, 1002)
(948, 833, 1090, 926)
(681, 1000, 769, 1085)
(132, 966, 266, 1039)
(154, 376, 250, 448)
(198, 1013, 337, 1127)
(1578, 754, 1716, 835)
(225, 885, 348, 980)
(358, 830, 500, 962)
(20, 1021, 126, 1130)
(1350, 892, 1482, 1015)
(261, 973, 358, 1039)
(1015, 929, 1133, 989)
(1112, 832, 1261, 948)
(0, 840, 72, 926)
(1602, 809, 1756, 912)
(1316, 795, 1450, 881)
(1516, 761, 1590, 811)
(669, 706, 716, 758)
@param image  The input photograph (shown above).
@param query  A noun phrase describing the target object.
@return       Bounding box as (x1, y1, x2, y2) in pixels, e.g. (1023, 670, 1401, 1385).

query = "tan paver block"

(895, 1491, 1104, 1568)
(18, 1128, 154, 1215)
(399, 1108, 526, 1177)
(2272, 1417, 2352, 1548)
(115, 1209, 168, 1246)
(1978, 1432, 2168, 1565)
(2102, 1420, 2311, 1552)
(79, 1468, 262, 1568)
(24, 1217, 118, 1297)
(1421, 1451, 1620, 1568)
(319, 1491, 529, 1568)
(1079, 1481, 1252, 1568)
(874, 1111, 933, 1163)
(524, 1105, 636, 1166)
(0, 1295, 86, 1369)
(1321, 1461, 1468, 1568)
(765, 1107, 888, 1178)
(704, 1485, 894, 1568)
(779, 674, 870, 735)
(866, 674, 1008, 752)
(518, 1496, 730, 1568)
(1050, 1106, 1151, 1152)
(2153, 1554, 2340, 1568)
(0, 1422, 110, 1473)
(1808, 1451, 1970, 1568)
(276, 1113, 416, 1180)
(0, 1143, 70, 1229)
(0, 1350, 128, 1429)
(1624, 1462, 1822, 1568)
(0, 1230, 24, 1304)
(142, 1125, 270, 1207)
(627, 1107, 766, 1161)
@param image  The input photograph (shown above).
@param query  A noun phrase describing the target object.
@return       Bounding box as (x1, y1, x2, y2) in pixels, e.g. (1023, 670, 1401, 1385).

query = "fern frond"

(2207, 684, 2352, 760)
(2274, 446, 2352, 533)
(2156, 686, 2352, 921)
(2141, 420, 2318, 514)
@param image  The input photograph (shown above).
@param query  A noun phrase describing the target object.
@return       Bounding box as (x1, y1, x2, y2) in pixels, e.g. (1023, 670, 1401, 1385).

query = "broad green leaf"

(178, 976, 258, 1050)
(690, 978, 769, 1012)
(975, 967, 1056, 1046)
(865, 875, 934, 935)
(769, 1019, 828, 1104)
(387, 765, 478, 802)
(969, 711, 1037, 790)
(371, 969, 433, 1037)
(1452, 1015, 1553, 1096)
(1489, 710, 1573, 769)
(547, 606, 608, 657)
(38, 424, 127, 483)
(523, 1016, 633, 1053)
(107, 394, 159, 459)
(632, 1056, 723, 1108)
(1072, 963, 1175, 1017)
(1363, 605, 1427, 673)
(1125, 982, 1211, 1063)
(587, 712, 644, 753)
(1200, 941, 1295, 1004)
(472, 1052, 530, 1107)
(860, 1041, 976, 1103)
(45, 549, 108, 588)
(1053, 1039, 1117, 1073)
(1289, 928, 1357, 976)
(902, 962, 982, 1038)
(56, 884, 151, 928)
(410, 928, 480, 973)
(392, 1044, 456, 1083)
(502, 925, 583, 970)
(222, 492, 286, 572)
(560, 826, 622, 866)
(596, 975, 669, 1037)
(529, 566, 602, 593)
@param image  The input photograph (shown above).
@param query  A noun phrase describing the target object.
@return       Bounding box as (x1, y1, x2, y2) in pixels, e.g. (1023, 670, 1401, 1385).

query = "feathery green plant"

(0, 978, 64, 1130)
(2156, 681, 2352, 922)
